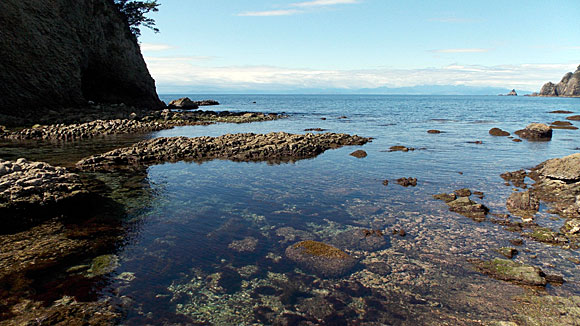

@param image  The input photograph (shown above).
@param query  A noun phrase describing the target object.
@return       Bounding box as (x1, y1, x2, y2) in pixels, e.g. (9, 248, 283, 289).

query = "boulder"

(506, 190, 539, 217)
(489, 128, 510, 136)
(168, 97, 199, 109)
(514, 123, 552, 141)
(350, 150, 368, 158)
(538, 153, 580, 181)
(447, 197, 489, 220)
(397, 177, 417, 187)
(285, 240, 358, 277)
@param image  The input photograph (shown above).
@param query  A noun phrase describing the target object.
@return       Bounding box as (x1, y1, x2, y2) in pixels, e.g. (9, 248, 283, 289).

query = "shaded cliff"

(538, 65, 580, 97)
(0, 0, 163, 116)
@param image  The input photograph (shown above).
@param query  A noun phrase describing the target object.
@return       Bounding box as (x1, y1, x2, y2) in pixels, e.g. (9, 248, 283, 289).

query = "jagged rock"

(194, 99, 219, 106)
(489, 128, 510, 136)
(506, 190, 539, 217)
(447, 197, 489, 220)
(500, 170, 527, 188)
(506, 89, 517, 96)
(0, 159, 88, 231)
(397, 177, 417, 187)
(76, 132, 371, 170)
(285, 240, 357, 277)
(514, 123, 552, 141)
(537, 65, 580, 97)
(168, 97, 199, 109)
(0, 0, 163, 117)
(454, 188, 472, 197)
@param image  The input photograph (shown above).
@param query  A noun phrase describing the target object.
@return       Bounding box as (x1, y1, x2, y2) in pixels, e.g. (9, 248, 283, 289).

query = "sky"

(138, 0, 580, 93)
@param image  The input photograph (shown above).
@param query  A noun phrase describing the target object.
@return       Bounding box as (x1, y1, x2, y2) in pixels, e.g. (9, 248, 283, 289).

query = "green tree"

(115, 0, 160, 37)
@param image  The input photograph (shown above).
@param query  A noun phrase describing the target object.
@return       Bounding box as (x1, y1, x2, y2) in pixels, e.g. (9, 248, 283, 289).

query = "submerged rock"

(427, 129, 441, 134)
(472, 258, 547, 286)
(388, 145, 415, 152)
(285, 240, 358, 277)
(331, 229, 389, 252)
(500, 170, 527, 188)
(76, 132, 371, 170)
(228, 237, 259, 253)
(496, 247, 518, 259)
(454, 188, 472, 197)
(514, 123, 552, 141)
(433, 193, 457, 203)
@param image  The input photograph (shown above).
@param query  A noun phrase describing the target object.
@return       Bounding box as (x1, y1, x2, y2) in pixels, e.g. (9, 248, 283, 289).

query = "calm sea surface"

(3, 95, 580, 325)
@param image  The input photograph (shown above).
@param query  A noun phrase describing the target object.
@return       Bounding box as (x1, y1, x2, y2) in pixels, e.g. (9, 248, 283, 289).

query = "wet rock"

(514, 123, 552, 141)
(454, 188, 472, 197)
(506, 190, 539, 217)
(549, 110, 574, 114)
(561, 219, 580, 236)
(331, 229, 389, 251)
(447, 197, 489, 220)
(382, 179, 389, 186)
(388, 145, 415, 152)
(0, 159, 88, 231)
(523, 226, 565, 244)
(397, 177, 417, 187)
(304, 128, 326, 132)
(285, 240, 358, 277)
(168, 97, 199, 109)
(473, 191, 485, 199)
(538, 153, 580, 181)
(433, 193, 457, 203)
(496, 247, 518, 259)
(427, 129, 441, 134)
(489, 128, 510, 136)
(566, 115, 580, 121)
(193, 99, 219, 106)
(513, 139, 522, 142)
(472, 258, 547, 286)
(509, 239, 524, 246)
(350, 150, 368, 158)
(364, 261, 392, 276)
(500, 170, 527, 188)
(77, 132, 371, 170)
(228, 237, 258, 253)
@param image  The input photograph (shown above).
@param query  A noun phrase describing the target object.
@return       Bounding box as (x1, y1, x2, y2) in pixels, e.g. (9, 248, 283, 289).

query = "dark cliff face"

(538, 65, 580, 97)
(0, 0, 164, 116)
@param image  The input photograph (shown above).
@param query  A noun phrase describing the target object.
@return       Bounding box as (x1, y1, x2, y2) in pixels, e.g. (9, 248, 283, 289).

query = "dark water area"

(2, 95, 580, 325)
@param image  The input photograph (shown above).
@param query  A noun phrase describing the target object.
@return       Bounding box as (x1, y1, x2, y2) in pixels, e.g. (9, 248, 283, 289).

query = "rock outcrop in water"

(0, 0, 163, 117)
(0, 158, 88, 231)
(285, 240, 358, 277)
(76, 132, 371, 170)
(537, 65, 580, 97)
(514, 123, 552, 141)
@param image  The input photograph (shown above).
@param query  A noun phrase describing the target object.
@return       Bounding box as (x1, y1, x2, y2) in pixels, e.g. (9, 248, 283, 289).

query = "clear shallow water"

(3, 95, 580, 325)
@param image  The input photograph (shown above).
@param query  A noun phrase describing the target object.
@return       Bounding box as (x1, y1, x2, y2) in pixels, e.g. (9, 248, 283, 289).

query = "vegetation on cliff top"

(115, 0, 160, 37)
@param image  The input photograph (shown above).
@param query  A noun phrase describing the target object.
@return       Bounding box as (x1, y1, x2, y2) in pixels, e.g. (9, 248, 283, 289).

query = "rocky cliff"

(538, 65, 580, 97)
(0, 0, 163, 117)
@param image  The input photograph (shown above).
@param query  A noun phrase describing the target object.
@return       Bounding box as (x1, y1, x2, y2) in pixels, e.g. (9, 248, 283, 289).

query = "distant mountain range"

(176, 85, 533, 95)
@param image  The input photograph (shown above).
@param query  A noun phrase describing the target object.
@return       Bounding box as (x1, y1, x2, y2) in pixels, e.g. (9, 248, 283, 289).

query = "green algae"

(293, 240, 350, 259)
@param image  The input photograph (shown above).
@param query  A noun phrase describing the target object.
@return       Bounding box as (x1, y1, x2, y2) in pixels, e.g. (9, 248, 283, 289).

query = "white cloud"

(143, 56, 578, 92)
(291, 0, 360, 7)
(237, 9, 301, 17)
(431, 48, 490, 53)
(140, 43, 174, 52)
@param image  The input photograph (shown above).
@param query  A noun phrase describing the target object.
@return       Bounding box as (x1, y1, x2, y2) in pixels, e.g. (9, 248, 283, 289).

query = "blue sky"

(139, 0, 580, 93)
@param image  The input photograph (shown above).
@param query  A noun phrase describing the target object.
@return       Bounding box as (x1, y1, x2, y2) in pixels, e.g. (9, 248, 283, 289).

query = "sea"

(2, 94, 580, 325)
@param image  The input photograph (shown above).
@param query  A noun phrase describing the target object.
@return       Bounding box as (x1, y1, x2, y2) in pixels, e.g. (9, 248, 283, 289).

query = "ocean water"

(3, 95, 580, 325)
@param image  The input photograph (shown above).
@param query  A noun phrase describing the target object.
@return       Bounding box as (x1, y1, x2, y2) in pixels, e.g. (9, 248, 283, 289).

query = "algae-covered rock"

(87, 254, 119, 277)
(433, 193, 457, 203)
(473, 258, 546, 286)
(523, 226, 566, 244)
(286, 240, 357, 277)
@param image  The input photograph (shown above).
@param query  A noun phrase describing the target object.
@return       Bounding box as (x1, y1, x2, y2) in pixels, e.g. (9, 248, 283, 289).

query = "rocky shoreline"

(1, 109, 285, 141)
(76, 132, 371, 170)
